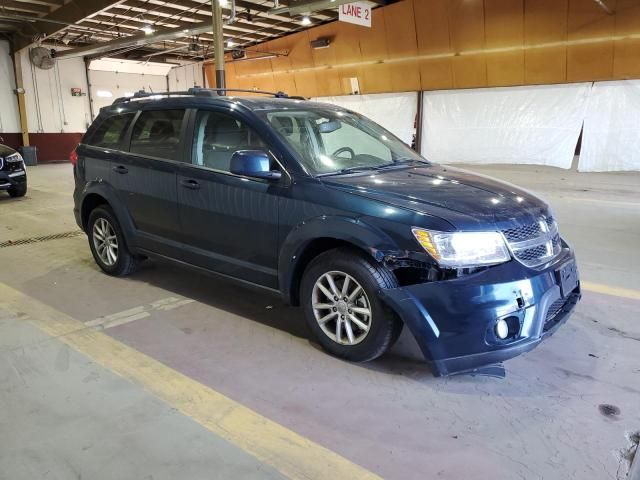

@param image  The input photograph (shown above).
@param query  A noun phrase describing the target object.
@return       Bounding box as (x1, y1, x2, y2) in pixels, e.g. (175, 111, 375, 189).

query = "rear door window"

(86, 113, 136, 150)
(129, 110, 185, 161)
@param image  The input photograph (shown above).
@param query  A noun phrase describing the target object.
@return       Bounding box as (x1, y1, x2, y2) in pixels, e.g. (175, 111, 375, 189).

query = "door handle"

(180, 179, 200, 190)
(113, 165, 128, 174)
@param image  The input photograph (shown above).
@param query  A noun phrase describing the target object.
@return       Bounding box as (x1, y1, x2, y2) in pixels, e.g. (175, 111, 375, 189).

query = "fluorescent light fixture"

(301, 16, 312, 26)
(96, 90, 113, 98)
(141, 25, 155, 35)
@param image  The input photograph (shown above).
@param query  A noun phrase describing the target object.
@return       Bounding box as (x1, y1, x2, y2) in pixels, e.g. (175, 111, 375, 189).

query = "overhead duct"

(269, 0, 360, 15)
(54, 20, 216, 59)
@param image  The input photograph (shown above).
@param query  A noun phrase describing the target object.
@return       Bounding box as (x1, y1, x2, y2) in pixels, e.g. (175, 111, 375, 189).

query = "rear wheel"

(8, 182, 27, 198)
(301, 248, 403, 362)
(88, 206, 139, 276)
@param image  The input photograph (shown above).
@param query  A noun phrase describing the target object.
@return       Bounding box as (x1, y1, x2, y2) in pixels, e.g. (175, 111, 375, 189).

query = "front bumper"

(379, 247, 581, 376)
(0, 170, 26, 190)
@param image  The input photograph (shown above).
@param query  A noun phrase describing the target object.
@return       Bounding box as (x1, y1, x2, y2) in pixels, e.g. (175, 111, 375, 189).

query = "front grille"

(503, 222, 542, 242)
(501, 217, 561, 267)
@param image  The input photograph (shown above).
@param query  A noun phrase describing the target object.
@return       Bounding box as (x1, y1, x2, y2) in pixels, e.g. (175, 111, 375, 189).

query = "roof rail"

(112, 87, 305, 105)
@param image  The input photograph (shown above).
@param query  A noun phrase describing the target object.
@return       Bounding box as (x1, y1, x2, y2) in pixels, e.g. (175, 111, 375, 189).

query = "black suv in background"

(72, 89, 580, 376)
(0, 138, 27, 197)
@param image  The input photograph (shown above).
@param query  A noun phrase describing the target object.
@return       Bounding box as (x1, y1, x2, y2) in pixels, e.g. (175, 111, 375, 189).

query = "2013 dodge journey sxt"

(72, 88, 581, 376)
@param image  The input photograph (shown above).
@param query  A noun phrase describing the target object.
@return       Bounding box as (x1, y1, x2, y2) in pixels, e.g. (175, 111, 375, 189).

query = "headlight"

(6, 153, 24, 164)
(412, 228, 511, 268)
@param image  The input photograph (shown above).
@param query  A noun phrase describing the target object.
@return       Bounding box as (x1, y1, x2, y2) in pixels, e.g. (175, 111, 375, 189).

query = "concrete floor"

(1, 163, 639, 480)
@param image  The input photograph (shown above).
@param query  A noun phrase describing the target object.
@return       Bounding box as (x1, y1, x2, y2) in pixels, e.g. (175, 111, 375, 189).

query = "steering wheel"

(332, 147, 355, 159)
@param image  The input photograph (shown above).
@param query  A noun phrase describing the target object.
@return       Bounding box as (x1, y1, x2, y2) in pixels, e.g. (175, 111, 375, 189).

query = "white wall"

(88, 69, 168, 117)
(168, 62, 206, 92)
(312, 93, 418, 146)
(420, 84, 591, 170)
(0, 41, 21, 133)
(19, 50, 92, 133)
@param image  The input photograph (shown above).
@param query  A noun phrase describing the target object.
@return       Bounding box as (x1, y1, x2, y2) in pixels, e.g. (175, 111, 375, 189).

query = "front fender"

(278, 215, 401, 304)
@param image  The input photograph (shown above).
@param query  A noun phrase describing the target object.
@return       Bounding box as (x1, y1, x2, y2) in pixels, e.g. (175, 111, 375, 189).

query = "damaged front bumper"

(379, 247, 581, 376)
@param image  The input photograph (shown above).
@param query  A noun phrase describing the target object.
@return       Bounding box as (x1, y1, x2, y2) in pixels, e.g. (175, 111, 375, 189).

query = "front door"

(177, 109, 283, 288)
(110, 108, 187, 256)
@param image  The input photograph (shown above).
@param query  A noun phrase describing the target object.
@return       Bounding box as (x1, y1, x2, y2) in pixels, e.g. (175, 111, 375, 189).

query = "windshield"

(258, 107, 427, 176)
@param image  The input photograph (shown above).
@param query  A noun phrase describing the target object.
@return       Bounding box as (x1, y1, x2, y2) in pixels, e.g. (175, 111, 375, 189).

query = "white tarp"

(421, 84, 592, 169)
(579, 80, 640, 172)
(312, 92, 417, 146)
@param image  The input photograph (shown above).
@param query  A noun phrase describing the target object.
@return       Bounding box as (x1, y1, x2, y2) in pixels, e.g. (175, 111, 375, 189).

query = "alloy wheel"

(92, 217, 118, 267)
(311, 271, 372, 345)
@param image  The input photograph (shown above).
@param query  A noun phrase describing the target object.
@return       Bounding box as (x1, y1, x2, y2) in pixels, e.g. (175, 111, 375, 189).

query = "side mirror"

(230, 150, 282, 180)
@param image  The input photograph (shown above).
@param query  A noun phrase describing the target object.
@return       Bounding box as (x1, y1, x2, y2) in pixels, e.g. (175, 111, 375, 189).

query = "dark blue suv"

(72, 88, 580, 376)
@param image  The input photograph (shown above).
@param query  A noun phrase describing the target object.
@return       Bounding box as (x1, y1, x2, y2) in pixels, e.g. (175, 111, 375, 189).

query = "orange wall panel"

(524, 0, 568, 84)
(485, 0, 525, 86)
(203, 0, 640, 97)
(567, 0, 616, 81)
(613, 0, 640, 78)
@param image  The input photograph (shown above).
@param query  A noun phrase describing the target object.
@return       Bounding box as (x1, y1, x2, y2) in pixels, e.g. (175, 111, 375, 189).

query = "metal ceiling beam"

(115, 0, 313, 32)
(269, 0, 350, 15)
(16, 0, 63, 7)
(14, 0, 127, 50)
(0, 1, 50, 16)
(54, 19, 217, 59)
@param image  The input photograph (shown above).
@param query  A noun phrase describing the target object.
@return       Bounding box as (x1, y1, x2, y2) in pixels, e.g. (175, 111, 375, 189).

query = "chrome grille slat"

(502, 217, 562, 267)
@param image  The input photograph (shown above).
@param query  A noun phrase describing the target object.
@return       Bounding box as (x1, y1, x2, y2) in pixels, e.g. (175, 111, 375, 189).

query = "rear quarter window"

(85, 113, 136, 150)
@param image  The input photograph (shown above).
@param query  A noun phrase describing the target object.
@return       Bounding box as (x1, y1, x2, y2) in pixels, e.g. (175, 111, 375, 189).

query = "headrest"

(272, 116, 294, 136)
(149, 120, 175, 139)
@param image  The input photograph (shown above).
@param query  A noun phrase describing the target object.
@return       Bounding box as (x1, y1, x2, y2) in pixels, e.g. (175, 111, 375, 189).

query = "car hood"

(0, 144, 17, 157)
(320, 164, 550, 227)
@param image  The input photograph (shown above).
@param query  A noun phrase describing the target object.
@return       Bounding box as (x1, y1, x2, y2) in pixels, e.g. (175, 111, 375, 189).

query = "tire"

(301, 247, 403, 362)
(8, 182, 27, 198)
(87, 206, 139, 276)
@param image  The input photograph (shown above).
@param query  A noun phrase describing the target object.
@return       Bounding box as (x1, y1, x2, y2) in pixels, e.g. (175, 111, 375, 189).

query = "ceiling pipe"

(225, 0, 236, 25)
(269, 0, 355, 15)
(54, 19, 215, 59)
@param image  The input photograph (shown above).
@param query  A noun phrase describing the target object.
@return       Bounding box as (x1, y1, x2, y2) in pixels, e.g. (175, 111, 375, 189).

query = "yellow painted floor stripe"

(0, 282, 380, 480)
(582, 281, 640, 301)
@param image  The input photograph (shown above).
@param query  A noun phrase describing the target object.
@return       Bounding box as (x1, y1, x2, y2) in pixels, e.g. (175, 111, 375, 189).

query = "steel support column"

(211, 0, 226, 92)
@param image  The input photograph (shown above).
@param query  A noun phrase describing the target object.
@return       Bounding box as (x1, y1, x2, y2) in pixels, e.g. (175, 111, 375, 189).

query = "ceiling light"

(227, 40, 235, 47)
(141, 25, 155, 35)
(219, 0, 229, 6)
(301, 16, 311, 26)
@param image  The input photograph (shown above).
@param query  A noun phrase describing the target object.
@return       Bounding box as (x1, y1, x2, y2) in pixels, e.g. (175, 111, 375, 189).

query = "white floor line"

(86, 296, 195, 330)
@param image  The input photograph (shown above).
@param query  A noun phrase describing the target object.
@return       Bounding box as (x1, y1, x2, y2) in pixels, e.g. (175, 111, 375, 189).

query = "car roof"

(99, 94, 347, 116)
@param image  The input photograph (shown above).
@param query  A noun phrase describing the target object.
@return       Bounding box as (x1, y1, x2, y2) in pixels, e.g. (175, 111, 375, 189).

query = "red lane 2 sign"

(339, 1, 372, 28)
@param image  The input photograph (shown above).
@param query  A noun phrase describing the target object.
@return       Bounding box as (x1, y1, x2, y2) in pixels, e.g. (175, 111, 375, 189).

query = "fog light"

(495, 319, 509, 340)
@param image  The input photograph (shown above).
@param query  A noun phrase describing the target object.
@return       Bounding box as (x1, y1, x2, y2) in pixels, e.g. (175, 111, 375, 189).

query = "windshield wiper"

(316, 165, 384, 177)
(387, 158, 430, 167)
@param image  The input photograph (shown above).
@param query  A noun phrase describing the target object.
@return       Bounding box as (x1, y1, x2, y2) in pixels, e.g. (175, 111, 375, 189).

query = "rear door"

(110, 108, 188, 256)
(81, 112, 136, 186)
(176, 108, 283, 288)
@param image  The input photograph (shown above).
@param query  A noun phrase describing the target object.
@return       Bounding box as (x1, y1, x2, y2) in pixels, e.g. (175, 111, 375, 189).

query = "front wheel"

(301, 248, 403, 362)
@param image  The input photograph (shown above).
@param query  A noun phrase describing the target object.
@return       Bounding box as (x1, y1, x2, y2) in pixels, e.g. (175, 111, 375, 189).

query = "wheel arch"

(79, 183, 137, 249)
(279, 216, 400, 306)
